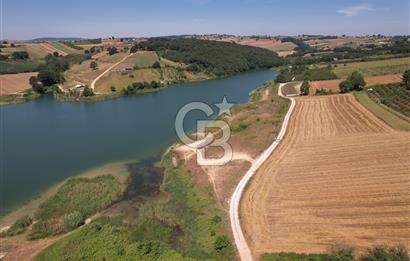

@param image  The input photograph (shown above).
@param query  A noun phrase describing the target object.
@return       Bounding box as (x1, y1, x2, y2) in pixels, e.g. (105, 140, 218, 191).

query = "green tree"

(152, 61, 161, 68)
(402, 70, 410, 90)
(63, 211, 84, 232)
(347, 71, 366, 90)
(107, 46, 118, 55)
(300, 80, 310, 95)
(339, 80, 353, 93)
(12, 51, 29, 60)
(83, 86, 94, 97)
(90, 61, 98, 70)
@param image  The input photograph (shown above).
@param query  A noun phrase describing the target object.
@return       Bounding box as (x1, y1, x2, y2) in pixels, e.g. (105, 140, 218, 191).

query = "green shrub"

(0, 215, 33, 237)
(214, 235, 231, 251)
(63, 211, 84, 232)
(328, 245, 355, 261)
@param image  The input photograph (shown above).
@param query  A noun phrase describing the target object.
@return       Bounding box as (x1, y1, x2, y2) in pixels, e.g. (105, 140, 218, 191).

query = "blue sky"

(1, 0, 409, 40)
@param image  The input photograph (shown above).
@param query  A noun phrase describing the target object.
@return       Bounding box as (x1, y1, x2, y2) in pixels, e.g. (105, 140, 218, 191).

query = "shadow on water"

(122, 157, 164, 200)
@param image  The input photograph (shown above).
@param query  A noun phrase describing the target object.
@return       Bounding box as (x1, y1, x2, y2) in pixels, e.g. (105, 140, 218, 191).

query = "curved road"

(90, 53, 133, 90)
(229, 83, 296, 261)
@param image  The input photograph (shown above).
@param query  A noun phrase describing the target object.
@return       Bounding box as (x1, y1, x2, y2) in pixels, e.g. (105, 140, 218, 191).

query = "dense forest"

(132, 38, 283, 76)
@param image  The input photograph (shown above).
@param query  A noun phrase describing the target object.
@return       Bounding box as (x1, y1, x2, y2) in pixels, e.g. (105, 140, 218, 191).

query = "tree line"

(131, 37, 283, 76)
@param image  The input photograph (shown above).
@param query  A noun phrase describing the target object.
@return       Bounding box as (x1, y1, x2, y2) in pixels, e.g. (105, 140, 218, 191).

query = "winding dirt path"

(90, 53, 133, 91)
(229, 84, 296, 261)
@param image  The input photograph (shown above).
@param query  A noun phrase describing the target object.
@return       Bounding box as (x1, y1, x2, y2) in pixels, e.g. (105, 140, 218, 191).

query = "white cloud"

(337, 4, 373, 17)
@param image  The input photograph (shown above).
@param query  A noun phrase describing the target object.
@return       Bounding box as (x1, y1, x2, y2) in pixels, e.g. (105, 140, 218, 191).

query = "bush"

(110, 86, 116, 92)
(347, 71, 366, 90)
(0, 215, 33, 237)
(214, 235, 231, 251)
(83, 86, 94, 96)
(12, 51, 29, 60)
(328, 245, 355, 261)
(107, 46, 118, 56)
(152, 61, 161, 68)
(339, 80, 353, 93)
(90, 61, 98, 70)
(361, 245, 409, 261)
(63, 211, 84, 232)
(300, 80, 310, 95)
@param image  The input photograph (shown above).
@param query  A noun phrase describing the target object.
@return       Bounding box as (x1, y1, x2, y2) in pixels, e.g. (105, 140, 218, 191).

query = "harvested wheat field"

(39, 43, 67, 56)
(310, 74, 403, 95)
(0, 72, 37, 95)
(241, 94, 410, 258)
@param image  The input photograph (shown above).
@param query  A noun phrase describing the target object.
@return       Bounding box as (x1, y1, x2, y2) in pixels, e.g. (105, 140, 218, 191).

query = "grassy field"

(333, 57, 410, 78)
(96, 68, 161, 93)
(0, 60, 41, 74)
(125, 51, 159, 68)
(23, 44, 53, 60)
(35, 152, 234, 260)
(268, 42, 297, 52)
(48, 42, 81, 55)
(97, 52, 128, 63)
(354, 90, 410, 131)
(27, 175, 125, 239)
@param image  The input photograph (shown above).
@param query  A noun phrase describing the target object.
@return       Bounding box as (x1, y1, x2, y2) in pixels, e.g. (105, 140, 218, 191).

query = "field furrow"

(240, 94, 410, 258)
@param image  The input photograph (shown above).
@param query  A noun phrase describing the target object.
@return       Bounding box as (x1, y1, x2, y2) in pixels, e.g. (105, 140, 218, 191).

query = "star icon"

(215, 96, 234, 116)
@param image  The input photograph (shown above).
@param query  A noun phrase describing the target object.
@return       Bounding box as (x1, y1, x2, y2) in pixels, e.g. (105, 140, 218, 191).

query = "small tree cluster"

(402, 70, 410, 90)
(12, 51, 29, 60)
(339, 71, 366, 93)
(107, 46, 118, 56)
(124, 81, 162, 94)
(82, 86, 95, 97)
(300, 80, 310, 95)
(152, 61, 161, 68)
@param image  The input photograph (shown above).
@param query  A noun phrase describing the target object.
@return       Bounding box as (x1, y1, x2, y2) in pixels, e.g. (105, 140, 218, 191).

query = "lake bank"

(0, 69, 277, 216)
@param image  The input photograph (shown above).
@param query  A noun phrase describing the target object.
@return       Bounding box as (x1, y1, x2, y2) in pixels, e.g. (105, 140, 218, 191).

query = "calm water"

(0, 69, 276, 215)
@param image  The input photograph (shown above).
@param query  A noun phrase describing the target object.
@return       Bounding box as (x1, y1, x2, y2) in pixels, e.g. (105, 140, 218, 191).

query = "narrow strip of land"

(229, 83, 296, 261)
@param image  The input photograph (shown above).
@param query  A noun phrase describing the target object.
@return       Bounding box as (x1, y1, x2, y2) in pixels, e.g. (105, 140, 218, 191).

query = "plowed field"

(240, 94, 410, 258)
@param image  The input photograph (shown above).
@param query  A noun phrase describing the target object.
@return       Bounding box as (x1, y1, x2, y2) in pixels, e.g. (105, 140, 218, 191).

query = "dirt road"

(240, 94, 410, 258)
(90, 53, 133, 90)
(229, 83, 296, 261)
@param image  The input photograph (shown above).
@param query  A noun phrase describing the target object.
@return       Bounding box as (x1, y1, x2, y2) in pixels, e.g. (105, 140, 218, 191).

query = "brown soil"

(310, 74, 403, 95)
(0, 72, 38, 95)
(240, 94, 410, 258)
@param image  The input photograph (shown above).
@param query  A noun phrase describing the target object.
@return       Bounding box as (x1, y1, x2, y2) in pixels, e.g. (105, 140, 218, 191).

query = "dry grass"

(39, 43, 67, 56)
(63, 60, 112, 88)
(173, 84, 290, 210)
(0, 72, 38, 95)
(309, 74, 403, 95)
(241, 94, 410, 258)
(95, 68, 161, 93)
(23, 44, 54, 60)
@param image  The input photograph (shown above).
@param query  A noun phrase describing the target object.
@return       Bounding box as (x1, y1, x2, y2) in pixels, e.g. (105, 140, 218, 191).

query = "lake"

(0, 69, 276, 215)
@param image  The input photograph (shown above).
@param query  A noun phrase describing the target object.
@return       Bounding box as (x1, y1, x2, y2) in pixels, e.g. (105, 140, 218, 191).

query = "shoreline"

(0, 160, 134, 229)
(0, 67, 276, 105)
